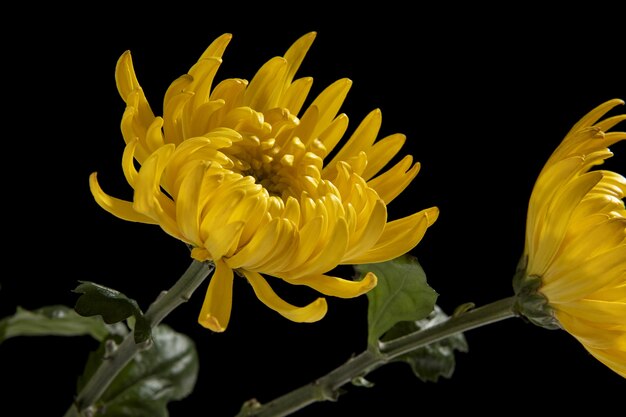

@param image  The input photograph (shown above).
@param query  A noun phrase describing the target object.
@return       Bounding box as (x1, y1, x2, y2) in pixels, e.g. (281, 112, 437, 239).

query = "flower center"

(224, 132, 328, 200)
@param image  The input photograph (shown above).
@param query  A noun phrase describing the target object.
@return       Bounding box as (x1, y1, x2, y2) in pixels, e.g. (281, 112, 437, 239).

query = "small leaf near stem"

(73, 281, 152, 343)
(354, 255, 438, 348)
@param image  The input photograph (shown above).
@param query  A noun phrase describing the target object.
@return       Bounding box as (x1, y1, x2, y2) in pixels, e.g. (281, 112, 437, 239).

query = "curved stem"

(64, 260, 214, 417)
(237, 296, 518, 417)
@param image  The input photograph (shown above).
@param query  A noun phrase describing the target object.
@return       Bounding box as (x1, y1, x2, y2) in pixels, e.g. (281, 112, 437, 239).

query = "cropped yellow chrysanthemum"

(90, 32, 438, 332)
(516, 99, 626, 377)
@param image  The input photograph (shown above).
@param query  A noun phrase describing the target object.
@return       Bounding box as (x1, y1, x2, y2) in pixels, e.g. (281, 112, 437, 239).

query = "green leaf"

(74, 281, 151, 343)
(354, 254, 438, 348)
(382, 305, 468, 382)
(80, 325, 199, 417)
(0, 305, 113, 343)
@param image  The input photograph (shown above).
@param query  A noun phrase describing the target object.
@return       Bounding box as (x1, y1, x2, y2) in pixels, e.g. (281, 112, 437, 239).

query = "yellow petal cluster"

(522, 99, 626, 377)
(90, 33, 438, 332)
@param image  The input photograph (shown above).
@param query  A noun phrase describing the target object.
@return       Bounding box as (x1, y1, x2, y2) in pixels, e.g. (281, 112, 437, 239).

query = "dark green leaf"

(354, 254, 438, 347)
(0, 305, 113, 343)
(74, 281, 151, 343)
(82, 325, 199, 417)
(382, 305, 468, 382)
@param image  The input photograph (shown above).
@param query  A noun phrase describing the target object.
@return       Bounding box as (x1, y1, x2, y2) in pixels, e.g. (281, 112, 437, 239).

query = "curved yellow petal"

(198, 259, 234, 332)
(115, 51, 139, 102)
(187, 57, 222, 113)
(132, 144, 175, 215)
(366, 156, 421, 204)
(527, 156, 588, 259)
(566, 99, 624, 139)
(121, 139, 139, 187)
(346, 207, 438, 264)
(309, 78, 352, 142)
(318, 113, 349, 159)
(530, 171, 603, 274)
(163, 89, 194, 145)
(282, 32, 316, 86)
(285, 216, 349, 279)
(361, 133, 406, 181)
(226, 218, 281, 269)
(164, 74, 193, 114)
(89, 173, 156, 224)
(175, 162, 205, 243)
(291, 105, 319, 146)
(243, 270, 327, 323)
(548, 99, 624, 165)
(285, 272, 377, 298)
(244, 56, 288, 111)
(210, 78, 248, 106)
(280, 77, 313, 116)
(288, 216, 324, 268)
(199, 33, 233, 60)
(249, 219, 299, 272)
(115, 53, 154, 132)
(342, 199, 387, 260)
(145, 117, 166, 155)
(326, 109, 381, 170)
(190, 100, 225, 137)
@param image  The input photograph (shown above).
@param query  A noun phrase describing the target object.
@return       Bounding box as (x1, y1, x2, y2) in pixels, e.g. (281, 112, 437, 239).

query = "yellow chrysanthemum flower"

(90, 32, 438, 332)
(515, 99, 626, 377)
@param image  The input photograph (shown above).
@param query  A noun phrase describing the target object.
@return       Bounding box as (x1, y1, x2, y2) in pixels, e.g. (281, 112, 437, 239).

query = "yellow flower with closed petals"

(90, 32, 438, 332)
(514, 99, 626, 377)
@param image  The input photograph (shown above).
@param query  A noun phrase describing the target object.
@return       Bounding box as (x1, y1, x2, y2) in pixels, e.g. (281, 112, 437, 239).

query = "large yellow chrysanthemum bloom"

(515, 99, 626, 377)
(90, 32, 438, 332)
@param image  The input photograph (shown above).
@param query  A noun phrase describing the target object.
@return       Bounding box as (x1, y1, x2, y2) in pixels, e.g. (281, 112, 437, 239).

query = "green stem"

(63, 260, 214, 417)
(237, 296, 518, 417)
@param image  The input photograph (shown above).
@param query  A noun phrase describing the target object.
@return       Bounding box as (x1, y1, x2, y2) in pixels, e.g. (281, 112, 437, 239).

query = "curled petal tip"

(304, 298, 329, 323)
(199, 315, 226, 333)
(361, 272, 378, 292)
(425, 206, 440, 226)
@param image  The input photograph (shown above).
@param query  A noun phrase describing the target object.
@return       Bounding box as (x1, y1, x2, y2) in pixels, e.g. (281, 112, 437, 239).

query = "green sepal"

(381, 305, 468, 382)
(78, 324, 199, 417)
(0, 305, 119, 343)
(512, 256, 559, 330)
(73, 281, 152, 343)
(354, 254, 438, 349)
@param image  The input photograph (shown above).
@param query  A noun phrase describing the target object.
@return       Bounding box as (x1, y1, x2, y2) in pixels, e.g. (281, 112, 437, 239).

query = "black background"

(1, 6, 624, 416)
